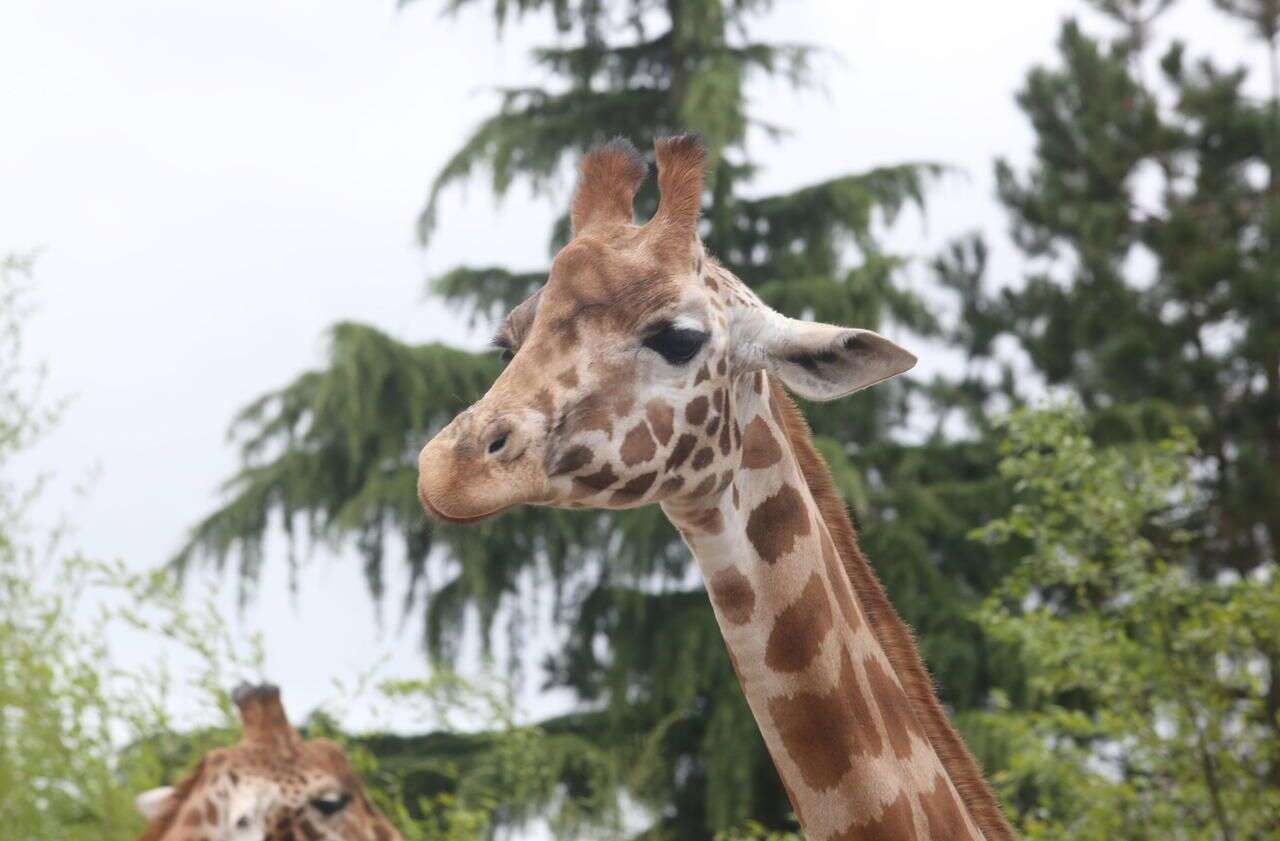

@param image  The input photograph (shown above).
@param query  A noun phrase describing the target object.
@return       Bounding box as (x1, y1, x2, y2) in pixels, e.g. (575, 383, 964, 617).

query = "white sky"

(0, 1, 1267, 733)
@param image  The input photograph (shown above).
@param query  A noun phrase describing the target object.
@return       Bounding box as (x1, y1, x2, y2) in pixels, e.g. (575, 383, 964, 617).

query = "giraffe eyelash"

(490, 335, 516, 362)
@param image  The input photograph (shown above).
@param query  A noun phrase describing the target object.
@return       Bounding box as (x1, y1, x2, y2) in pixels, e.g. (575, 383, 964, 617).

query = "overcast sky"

(0, 1, 1267, 732)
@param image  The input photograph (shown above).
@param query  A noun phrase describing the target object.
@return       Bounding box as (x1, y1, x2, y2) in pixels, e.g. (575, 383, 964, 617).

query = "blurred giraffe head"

(417, 135, 914, 522)
(133, 684, 400, 841)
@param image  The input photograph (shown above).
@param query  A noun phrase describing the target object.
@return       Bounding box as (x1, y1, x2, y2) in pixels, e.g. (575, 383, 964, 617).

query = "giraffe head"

(133, 683, 401, 841)
(417, 135, 915, 522)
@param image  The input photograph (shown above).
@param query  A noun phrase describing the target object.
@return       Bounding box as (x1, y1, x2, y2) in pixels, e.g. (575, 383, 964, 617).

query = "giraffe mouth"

(417, 484, 509, 525)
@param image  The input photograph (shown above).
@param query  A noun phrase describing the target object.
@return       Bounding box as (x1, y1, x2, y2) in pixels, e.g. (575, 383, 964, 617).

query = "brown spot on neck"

(921, 773, 980, 840)
(745, 483, 810, 564)
(684, 505, 724, 535)
(764, 572, 835, 674)
(740, 416, 782, 469)
(831, 790, 919, 841)
(863, 655, 921, 760)
(821, 529, 861, 633)
(717, 413, 732, 455)
(766, 645, 878, 791)
(708, 566, 755, 624)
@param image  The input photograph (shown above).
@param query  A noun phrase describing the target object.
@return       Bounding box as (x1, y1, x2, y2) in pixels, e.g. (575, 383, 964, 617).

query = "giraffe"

(132, 683, 402, 841)
(416, 135, 1017, 841)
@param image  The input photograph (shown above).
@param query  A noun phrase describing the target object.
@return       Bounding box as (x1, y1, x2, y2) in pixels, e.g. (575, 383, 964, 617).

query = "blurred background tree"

(932, 0, 1280, 833)
(171, 0, 1280, 837)
(942, 0, 1280, 818)
(972, 406, 1280, 840)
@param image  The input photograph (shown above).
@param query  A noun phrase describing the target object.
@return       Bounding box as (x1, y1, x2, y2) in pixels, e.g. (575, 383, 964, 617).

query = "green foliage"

(949, 7, 1280, 824)
(362, 673, 625, 840)
(0, 257, 252, 840)
(239, 670, 628, 841)
(712, 820, 801, 841)
(0, 548, 261, 840)
(973, 405, 1280, 840)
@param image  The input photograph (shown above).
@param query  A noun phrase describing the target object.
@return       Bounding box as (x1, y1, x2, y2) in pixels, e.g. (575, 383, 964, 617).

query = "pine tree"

(942, 0, 1280, 814)
(176, 1, 1021, 835)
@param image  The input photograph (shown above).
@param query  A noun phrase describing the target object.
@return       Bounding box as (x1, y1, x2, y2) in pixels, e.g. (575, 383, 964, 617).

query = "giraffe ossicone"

(133, 682, 401, 841)
(417, 136, 1016, 841)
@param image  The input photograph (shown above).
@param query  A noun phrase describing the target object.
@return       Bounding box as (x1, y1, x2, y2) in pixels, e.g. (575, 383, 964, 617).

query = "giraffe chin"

(417, 485, 510, 525)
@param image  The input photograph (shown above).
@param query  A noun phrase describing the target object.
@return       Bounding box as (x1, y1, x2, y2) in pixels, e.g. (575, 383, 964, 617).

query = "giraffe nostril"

(479, 418, 524, 462)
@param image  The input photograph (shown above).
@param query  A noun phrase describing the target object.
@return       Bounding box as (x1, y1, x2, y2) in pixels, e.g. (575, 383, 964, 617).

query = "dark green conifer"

(984, 0, 1280, 591)
(944, 0, 1280, 817)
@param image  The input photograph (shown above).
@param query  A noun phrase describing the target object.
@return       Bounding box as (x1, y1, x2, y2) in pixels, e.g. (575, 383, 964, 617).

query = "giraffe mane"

(768, 379, 1016, 841)
(135, 757, 207, 841)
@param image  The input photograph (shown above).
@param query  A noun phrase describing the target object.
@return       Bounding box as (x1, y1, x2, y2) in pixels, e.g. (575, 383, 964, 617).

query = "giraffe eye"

(310, 792, 351, 817)
(644, 324, 707, 365)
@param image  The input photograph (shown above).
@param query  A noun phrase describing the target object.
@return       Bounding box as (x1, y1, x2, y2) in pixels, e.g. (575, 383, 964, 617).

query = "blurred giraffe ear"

(135, 786, 175, 821)
(570, 138, 647, 235)
(646, 134, 705, 246)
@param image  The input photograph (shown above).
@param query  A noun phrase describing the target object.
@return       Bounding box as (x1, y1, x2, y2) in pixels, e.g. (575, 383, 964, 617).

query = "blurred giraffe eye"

(644, 323, 707, 365)
(310, 792, 351, 817)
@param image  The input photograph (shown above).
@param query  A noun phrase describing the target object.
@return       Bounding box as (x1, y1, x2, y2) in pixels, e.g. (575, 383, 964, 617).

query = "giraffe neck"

(663, 373, 989, 841)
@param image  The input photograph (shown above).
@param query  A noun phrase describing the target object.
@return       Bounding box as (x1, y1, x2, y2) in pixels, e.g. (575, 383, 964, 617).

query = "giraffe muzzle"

(417, 409, 552, 522)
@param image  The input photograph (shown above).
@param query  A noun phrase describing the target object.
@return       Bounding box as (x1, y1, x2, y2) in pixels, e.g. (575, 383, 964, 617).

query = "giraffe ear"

(570, 138, 647, 235)
(736, 309, 916, 401)
(135, 786, 176, 821)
